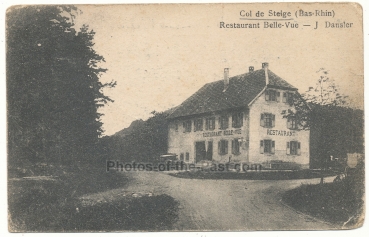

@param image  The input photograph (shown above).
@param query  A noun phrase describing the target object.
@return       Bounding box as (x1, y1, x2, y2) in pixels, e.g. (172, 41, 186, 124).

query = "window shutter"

(194, 120, 197, 132)
(283, 92, 287, 103)
(218, 117, 222, 129)
(271, 141, 275, 154)
(260, 114, 265, 127)
(287, 117, 291, 129)
(183, 122, 186, 133)
(224, 141, 228, 154)
(276, 92, 280, 102)
(260, 140, 264, 154)
(265, 90, 269, 101)
(218, 141, 221, 154)
(297, 142, 301, 155)
(286, 142, 290, 155)
(272, 114, 275, 127)
(232, 140, 235, 154)
(232, 114, 235, 128)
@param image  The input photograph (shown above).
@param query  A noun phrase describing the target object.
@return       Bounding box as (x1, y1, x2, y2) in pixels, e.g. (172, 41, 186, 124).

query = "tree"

(285, 68, 362, 183)
(302, 68, 349, 106)
(7, 6, 115, 167)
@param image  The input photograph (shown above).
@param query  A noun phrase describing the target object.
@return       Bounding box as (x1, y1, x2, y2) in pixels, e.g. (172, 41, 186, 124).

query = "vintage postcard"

(6, 2, 364, 232)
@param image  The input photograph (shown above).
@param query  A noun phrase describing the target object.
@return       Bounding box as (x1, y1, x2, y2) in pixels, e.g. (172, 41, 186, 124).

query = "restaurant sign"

(267, 129, 295, 136)
(203, 129, 242, 137)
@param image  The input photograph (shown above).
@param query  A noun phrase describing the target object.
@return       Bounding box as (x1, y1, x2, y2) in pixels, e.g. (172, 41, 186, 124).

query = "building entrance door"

(195, 141, 206, 163)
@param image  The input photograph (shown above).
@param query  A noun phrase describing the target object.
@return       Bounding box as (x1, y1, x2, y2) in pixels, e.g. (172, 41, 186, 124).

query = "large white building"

(166, 63, 310, 169)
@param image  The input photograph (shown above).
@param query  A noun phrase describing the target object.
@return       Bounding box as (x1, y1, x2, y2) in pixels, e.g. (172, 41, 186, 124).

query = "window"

(185, 152, 190, 162)
(183, 120, 192, 133)
(260, 113, 275, 128)
(287, 117, 298, 130)
(205, 117, 216, 130)
(287, 141, 301, 155)
(265, 90, 280, 102)
(218, 140, 228, 155)
(232, 112, 243, 128)
(194, 118, 203, 132)
(174, 122, 178, 132)
(232, 139, 241, 155)
(283, 92, 294, 104)
(219, 115, 229, 130)
(260, 139, 275, 154)
(180, 153, 184, 161)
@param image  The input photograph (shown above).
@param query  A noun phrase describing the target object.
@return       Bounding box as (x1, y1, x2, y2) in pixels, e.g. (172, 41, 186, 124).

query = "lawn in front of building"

(168, 169, 338, 180)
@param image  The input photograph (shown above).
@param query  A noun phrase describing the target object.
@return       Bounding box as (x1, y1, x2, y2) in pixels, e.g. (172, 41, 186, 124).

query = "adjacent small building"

(166, 63, 310, 169)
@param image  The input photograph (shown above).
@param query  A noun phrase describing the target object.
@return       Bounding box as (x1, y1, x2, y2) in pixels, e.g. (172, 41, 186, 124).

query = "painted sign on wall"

(203, 129, 242, 137)
(267, 129, 295, 136)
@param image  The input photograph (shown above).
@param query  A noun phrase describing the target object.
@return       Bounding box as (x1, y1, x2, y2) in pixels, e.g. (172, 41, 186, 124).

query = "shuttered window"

(218, 140, 228, 155)
(232, 139, 241, 155)
(287, 141, 301, 155)
(205, 117, 216, 130)
(283, 92, 294, 105)
(185, 152, 190, 162)
(260, 113, 275, 128)
(265, 90, 279, 102)
(194, 118, 203, 132)
(183, 120, 192, 133)
(232, 112, 243, 128)
(287, 117, 298, 130)
(219, 115, 229, 130)
(260, 139, 275, 154)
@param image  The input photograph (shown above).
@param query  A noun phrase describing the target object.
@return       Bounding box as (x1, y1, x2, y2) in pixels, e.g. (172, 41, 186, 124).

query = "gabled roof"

(167, 68, 297, 119)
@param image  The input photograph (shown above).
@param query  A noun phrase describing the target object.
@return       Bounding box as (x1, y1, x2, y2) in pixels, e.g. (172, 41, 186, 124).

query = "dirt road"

(81, 171, 337, 231)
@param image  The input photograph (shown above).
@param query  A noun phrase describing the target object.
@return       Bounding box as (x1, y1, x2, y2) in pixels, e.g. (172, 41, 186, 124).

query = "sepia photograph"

(5, 2, 365, 232)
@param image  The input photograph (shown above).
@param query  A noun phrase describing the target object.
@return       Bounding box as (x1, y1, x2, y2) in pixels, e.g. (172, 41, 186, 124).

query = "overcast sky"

(72, 3, 363, 136)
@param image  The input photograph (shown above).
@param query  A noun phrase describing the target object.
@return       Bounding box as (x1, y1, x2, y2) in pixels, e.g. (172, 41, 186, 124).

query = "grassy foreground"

(169, 169, 337, 180)
(8, 166, 179, 232)
(282, 166, 365, 228)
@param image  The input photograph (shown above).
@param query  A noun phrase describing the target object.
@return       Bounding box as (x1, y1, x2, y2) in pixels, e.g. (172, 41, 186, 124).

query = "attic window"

(283, 92, 294, 105)
(265, 90, 280, 102)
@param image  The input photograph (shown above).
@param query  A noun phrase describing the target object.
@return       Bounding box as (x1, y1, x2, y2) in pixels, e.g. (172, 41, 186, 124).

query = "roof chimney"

(249, 66, 254, 72)
(262, 62, 269, 85)
(223, 68, 229, 91)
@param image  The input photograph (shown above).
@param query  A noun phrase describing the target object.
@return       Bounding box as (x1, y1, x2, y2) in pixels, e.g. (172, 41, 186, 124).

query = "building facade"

(167, 63, 310, 169)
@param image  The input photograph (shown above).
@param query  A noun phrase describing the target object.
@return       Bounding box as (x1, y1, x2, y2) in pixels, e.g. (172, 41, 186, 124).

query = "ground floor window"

(287, 141, 301, 155)
(232, 138, 241, 155)
(218, 140, 228, 155)
(185, 152, 190, 162)
(260, 139, 275, 154)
